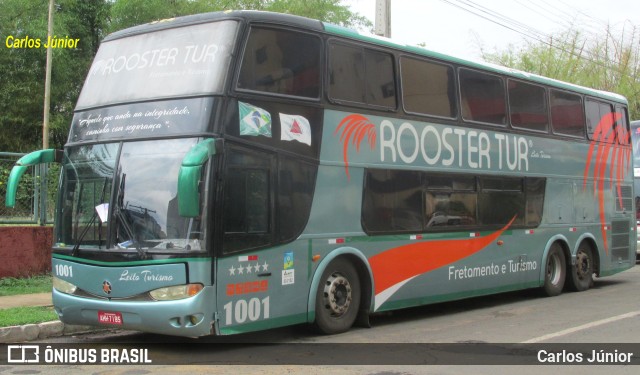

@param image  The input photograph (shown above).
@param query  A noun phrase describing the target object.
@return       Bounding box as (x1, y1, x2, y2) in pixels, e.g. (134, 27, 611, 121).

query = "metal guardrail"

(0, 152, 57, 225)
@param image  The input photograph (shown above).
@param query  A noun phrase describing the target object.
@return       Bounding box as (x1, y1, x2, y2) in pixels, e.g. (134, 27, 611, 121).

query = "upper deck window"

(459, 68, 506, 126)
(400, 56, 457, 118)
(237, 27, 321, 98)
(586, 98, 614, 142)
(508, 79, 548, 132)
(328, 42, 396, 108)
(550, 90, 585, 138)
(77, 20, 238, 109)
(615, 105, 630, 145)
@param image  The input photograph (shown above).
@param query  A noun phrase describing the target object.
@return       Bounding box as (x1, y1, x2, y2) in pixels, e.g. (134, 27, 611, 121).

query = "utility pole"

(375, 0, 391, 38)
(43, 0, 54, 149)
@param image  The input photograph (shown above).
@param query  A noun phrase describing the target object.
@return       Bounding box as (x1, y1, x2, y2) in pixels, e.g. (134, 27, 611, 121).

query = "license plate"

(98, 311, 123, 325)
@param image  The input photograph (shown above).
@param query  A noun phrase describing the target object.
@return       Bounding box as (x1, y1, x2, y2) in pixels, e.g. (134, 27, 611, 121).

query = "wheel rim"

(322, 272, 352, 317)
(547, 253, 562, 285)
(575, 250, 591, 281)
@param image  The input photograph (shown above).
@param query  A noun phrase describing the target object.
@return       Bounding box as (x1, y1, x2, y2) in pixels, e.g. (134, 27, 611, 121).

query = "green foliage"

(0, 159, 59, 220)
(483, 24, 640, 119)
(0, 0, 49, 152)
(0, 0, 111, 152)
(265, 0, 371, 28)
(0, 162, 35, 217)
(0, 275, 52, 296)
(107, 0, 369, 33)
(0, 306, 58, 327)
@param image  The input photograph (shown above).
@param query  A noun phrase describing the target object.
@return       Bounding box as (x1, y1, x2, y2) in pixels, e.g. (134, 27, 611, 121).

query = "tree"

(107, 0, 369, 33)
(265, 0, 370, 28)
(0, 0, 50, 151)
(482, 24, 640, 119)
(0, 0, 111, 151)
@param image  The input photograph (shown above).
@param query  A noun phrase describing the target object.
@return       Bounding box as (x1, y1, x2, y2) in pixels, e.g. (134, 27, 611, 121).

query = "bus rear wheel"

(314, 258, 361, 334)
(567, 244, 594, 292)
(543, 244, 566, 296)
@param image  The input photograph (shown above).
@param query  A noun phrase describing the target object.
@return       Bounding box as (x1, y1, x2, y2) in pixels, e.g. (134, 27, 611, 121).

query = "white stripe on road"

(522, 310, 640, 343)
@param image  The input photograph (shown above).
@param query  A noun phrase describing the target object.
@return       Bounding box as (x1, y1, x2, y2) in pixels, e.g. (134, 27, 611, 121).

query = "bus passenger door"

(215, 145, 275, 334)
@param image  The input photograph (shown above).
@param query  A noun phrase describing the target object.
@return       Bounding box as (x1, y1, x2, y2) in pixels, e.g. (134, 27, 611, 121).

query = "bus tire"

(314, 258, 361, 334)
(567, 243, 594, 292)
(543, 244, 566, 296)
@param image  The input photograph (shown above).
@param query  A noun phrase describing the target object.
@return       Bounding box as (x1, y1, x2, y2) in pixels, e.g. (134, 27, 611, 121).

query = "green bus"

(5, 11, 636, 337)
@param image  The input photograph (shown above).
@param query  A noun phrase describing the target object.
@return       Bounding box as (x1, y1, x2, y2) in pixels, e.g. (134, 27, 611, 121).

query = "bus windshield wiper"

(71, 177, 108, 257)
(115, 173, 147, 260)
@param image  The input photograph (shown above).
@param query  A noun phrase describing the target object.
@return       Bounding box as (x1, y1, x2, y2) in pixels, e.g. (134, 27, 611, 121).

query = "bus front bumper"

(52, 287, 218, 338)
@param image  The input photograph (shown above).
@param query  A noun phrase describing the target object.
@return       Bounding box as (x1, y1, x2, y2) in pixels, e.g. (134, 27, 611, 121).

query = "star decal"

(228, 261, 270, 276)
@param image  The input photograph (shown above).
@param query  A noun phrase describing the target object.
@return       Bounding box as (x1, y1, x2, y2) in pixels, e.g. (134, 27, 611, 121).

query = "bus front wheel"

(314, 258, 361, 334)
(543, 244, 566, 296)
(567, 244, 594, 292)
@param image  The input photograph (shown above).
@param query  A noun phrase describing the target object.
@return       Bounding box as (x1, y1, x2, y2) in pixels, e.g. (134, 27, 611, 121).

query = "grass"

(0, 275, 52, 296)
(0, 306, 58, 327)
(0, 275, 56, 327)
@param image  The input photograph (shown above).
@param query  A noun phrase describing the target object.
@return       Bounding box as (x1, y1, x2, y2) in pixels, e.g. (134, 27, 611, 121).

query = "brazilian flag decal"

(239, 101, 272, 137)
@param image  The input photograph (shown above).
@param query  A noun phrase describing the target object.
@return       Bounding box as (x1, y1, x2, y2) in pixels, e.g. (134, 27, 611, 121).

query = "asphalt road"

(5, 263, 640, 374)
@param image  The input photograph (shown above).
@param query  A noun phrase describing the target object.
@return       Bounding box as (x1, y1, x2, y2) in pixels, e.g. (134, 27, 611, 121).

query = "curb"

(0, 321, 106, 343)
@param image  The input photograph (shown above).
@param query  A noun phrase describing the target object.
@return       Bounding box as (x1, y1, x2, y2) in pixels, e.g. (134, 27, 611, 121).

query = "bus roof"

(104, 10, 626, 105)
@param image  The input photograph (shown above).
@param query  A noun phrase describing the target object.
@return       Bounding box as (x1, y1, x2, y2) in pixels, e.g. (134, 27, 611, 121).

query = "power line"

(514, 0, 575, 31)
(437, 0, 630, 73)
(439, 0, 550, 45)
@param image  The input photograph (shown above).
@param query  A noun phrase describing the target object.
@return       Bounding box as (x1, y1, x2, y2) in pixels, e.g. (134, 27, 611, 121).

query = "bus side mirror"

(5, 149, 63, 208)
(177, 139, 217, 217)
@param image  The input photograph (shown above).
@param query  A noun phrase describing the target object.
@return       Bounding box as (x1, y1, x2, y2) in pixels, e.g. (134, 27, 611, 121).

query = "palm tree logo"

(583, 112, 630, 254)
(334, 114, 377, 180)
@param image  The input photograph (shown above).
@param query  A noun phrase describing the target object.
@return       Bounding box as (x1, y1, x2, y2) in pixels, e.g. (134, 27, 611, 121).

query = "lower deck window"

(362, 169, 545, 234)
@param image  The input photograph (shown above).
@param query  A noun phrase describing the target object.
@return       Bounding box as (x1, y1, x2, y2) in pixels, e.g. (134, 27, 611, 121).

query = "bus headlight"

(53, 277, 77, 295)
(149, 284, 204, 301)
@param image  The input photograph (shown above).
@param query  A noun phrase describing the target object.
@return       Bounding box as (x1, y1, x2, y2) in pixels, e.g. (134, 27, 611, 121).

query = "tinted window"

(238, 27, 321, 98)
(615, 105, 630, 145)
(277, 156, 316, 242)
(223, 147, 273, 253)
(400, 56, 456, 118)
(329, 43, 396, 108)
(362, 170, 545, 234)
(459, 69, 506, 125)
(478, 177, 524, 226)
(328, 43, 364, 103)
(362, 169, 422, 233)
(586, 99, 614, 142)
(508, 80, 548, 132)
(550, 90, 585, 137)
(223, 145, 317, 253)
(425, 175, 477, 229)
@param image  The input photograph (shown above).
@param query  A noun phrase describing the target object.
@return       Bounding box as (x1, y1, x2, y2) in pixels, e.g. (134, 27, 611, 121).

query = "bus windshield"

(56, 138, 206, 254)
(76, 20, 238, 109)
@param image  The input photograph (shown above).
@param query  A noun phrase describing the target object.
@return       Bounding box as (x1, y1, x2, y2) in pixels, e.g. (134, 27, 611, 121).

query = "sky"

(347, 0, 640, 61)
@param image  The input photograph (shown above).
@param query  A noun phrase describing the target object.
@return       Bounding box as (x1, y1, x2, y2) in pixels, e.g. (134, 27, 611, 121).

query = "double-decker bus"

(5, 11, 636, 337)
